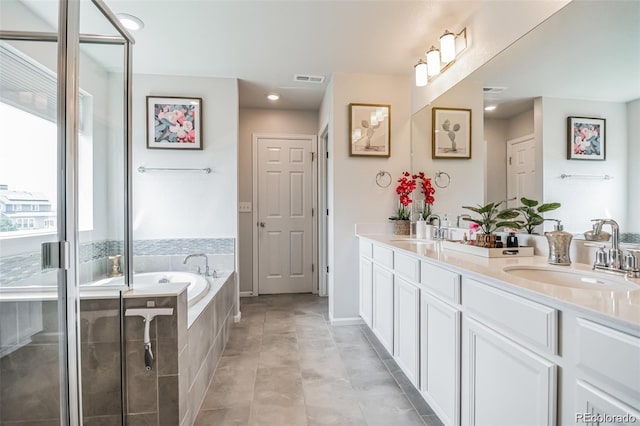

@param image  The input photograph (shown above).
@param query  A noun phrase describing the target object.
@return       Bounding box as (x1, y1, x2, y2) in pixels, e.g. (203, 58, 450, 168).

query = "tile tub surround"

(0, 298, 123, 425)
(0, 237, 235, 287)
(195, 294, 440, 426)
(124, 272, 235, 426)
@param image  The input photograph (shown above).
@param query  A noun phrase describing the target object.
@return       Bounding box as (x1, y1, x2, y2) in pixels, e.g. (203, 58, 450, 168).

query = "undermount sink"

(502, 265, 637, 291)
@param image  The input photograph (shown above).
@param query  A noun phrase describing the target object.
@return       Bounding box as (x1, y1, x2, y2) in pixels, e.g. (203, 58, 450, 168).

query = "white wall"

(627, 99, 640, 233)
(412, 78, 485, 218)
(237, 108, 319, 292)
(541, 97, 628, 233)
(484, 118, 508, 204)
(507, 109, 534, 140)
(324, 73, 411, 321)
(132, 74, 238, 240)
(411, 1, 570, 114)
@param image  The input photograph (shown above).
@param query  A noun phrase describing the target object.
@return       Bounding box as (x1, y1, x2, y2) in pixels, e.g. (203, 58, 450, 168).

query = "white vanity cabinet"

(394, 275, 420, 386)
(420, 261, 461, 426)
(574, 318, 640, 422)
(461, 277, 558, 426)
(372, 263, 394, 354)
(359, 240, 373, 327)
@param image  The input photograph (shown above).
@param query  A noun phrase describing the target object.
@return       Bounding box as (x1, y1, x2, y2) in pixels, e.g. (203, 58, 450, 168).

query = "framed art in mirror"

(432, 107, 472, 159)
(349, 103, 391, 157)
(147, 96, 202, 150)
(567, 116, 605, 160)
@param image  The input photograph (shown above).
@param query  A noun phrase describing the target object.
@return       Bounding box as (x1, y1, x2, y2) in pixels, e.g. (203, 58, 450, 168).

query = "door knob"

(259, 222, 265, 228)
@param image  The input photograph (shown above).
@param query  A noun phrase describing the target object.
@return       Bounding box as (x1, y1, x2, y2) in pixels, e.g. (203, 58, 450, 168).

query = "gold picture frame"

(349, 103, 391, 157)
(432, 107, 471, 159)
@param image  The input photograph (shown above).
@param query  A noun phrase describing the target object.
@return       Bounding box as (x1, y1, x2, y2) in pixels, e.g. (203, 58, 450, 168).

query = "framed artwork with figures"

(432, 107, 472, 159)
(567, 116, 605, 160)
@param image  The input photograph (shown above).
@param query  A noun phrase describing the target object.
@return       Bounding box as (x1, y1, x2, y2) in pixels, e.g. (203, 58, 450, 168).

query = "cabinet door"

(461, 317, 557, 426)
(394, 277, 420, 386)
(359, 257, 373, 327)
(575, 380, 640, 425)
(420, 291, 460, 426)
(372, 264, 394, 354)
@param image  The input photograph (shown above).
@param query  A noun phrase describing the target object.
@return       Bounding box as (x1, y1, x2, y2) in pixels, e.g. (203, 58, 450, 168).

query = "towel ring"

(434, 171, 450, 188)
(376, 170, 392, 188)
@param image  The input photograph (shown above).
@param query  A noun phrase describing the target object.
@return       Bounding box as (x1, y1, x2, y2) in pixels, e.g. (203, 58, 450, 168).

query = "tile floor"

(194, 294, 444, 426)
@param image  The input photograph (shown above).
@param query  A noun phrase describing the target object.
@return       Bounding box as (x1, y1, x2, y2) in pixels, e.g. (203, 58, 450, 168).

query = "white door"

(256, 134, 314, 294)
(507, 135, 536, 208)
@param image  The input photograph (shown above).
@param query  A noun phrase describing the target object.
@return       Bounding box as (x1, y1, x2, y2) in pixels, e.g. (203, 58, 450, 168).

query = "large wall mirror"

(411, 0, 639, 241)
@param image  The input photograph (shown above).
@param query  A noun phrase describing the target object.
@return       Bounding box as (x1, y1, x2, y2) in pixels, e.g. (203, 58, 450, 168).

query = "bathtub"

(90, 271, 211, 307)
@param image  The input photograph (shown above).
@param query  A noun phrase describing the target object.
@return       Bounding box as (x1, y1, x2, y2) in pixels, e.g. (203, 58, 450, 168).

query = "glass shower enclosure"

(0, 0, 133, 423)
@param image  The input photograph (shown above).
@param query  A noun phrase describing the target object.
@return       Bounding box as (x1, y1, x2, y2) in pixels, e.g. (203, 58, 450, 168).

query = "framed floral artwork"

(146, 96, 202, 150)
(567, 116, 605, 160)
(349, 103, 391, 157)
(432, 107, 471, 159)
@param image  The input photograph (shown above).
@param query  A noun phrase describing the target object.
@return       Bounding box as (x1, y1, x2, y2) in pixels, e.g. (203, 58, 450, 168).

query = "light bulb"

(426, 46, 441, 77)
(415, 59, 427, 87)
(440, 30, 456, 63)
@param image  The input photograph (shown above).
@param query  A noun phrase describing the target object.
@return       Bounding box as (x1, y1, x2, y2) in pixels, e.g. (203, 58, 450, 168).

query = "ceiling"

(94, 0, 482, 110)
(475, 0, 640, 119)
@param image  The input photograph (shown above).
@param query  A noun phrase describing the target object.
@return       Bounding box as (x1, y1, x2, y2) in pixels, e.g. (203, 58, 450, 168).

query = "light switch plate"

(239, 202, 252, 213)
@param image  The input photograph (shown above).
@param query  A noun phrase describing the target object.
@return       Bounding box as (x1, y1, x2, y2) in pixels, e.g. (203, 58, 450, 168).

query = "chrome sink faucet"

(183, 253, 211, 276)
(456, 214, 471, 228)
(427, 214, 447, 240)
(591, 219, 640, 278)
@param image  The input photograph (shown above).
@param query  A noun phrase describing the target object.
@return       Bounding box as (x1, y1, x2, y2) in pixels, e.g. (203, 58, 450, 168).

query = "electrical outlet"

(239, 202, 252, 213)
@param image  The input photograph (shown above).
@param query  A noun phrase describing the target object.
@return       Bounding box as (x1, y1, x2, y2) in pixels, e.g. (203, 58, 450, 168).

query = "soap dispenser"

(545, 219, 572, 265)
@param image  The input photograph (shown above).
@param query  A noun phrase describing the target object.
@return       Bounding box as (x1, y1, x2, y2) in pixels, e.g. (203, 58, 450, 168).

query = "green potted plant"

(516, 197, 561, 234)
(461, 201, 522, 247)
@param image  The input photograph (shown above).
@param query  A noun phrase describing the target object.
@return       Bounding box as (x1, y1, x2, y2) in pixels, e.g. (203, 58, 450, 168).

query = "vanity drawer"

(576, 318, 640, 405)
(360, 239, 373, 258)
(420, 261, 460, 305)
(372, 244, 394, 269)
(395, 252, 420, 282)
(462, 278, 557, 355)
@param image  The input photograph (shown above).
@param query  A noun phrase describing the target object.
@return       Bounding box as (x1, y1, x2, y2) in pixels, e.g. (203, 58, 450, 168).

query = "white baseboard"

(234, 312, 242, 323)
(330, 316, 364, 326)
(239, 291, 254, 297)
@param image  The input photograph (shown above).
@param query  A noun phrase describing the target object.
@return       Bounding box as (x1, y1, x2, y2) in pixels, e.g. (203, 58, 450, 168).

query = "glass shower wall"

(0, 0, 133, 423)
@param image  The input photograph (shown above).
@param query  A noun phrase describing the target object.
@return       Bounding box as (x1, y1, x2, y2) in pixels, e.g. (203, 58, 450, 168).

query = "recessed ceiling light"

(267, 93, 280, 101)
(484, 105, 497, 111)
(116, 13, 145, 31)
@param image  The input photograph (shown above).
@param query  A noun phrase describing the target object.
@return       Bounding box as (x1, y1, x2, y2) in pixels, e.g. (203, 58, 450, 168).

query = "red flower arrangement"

(414, 172, 436, 219)
(390, 171, 436, 221)
(393, 171, 416, 220)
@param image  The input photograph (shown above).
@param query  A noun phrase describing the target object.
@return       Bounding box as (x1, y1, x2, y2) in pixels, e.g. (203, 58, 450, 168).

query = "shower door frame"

(0, 0, 134, 423)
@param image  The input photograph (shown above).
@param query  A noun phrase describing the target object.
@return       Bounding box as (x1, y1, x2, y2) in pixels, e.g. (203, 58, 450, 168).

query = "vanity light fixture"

(267, 93, 280, 101)
(415, 59, 428, 87)
(414, 28, 468, 87)
(484, 105, 497, 111)
(116, 13, 145, 31)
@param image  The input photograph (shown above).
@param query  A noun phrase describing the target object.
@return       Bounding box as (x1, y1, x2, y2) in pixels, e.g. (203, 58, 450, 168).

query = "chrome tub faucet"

(183, 253, 211, 276)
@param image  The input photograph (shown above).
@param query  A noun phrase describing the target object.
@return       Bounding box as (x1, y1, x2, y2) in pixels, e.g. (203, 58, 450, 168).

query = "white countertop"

(358, 233, 640, 329)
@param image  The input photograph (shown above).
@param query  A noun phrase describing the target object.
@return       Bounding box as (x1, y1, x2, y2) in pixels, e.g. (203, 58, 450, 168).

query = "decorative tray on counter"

(442, 240, 535, 258)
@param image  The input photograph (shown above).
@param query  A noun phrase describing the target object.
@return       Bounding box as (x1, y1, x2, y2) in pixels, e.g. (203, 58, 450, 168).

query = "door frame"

(318, 127, 329, 297)
(252, 133, 318, 296)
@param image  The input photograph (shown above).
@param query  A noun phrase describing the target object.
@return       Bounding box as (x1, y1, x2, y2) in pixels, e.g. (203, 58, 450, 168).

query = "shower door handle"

(41, 241, 69, 270)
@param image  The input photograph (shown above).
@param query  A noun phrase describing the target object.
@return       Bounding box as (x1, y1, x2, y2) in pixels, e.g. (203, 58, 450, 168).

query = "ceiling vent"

(294, 74, 325, 84)
(483, 86, 508, 94)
